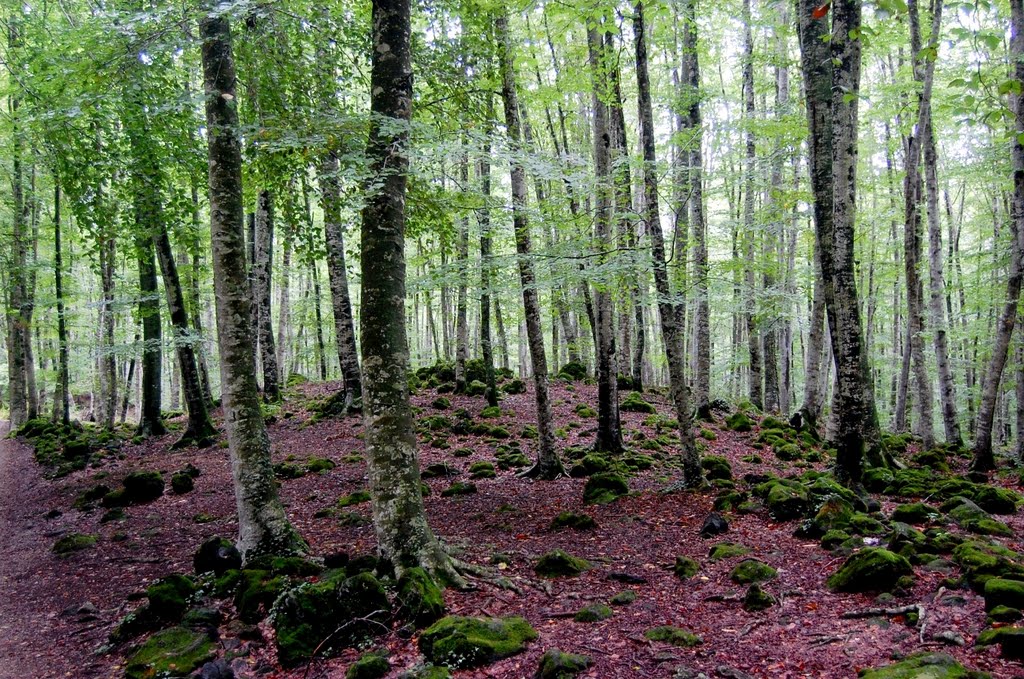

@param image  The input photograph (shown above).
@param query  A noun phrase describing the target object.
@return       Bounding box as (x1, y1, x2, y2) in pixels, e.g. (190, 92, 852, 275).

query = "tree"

(972, 0, 1024, 472)
(496, 12, 564, 480)
(360, 0, 462, 582)
(200, 10, 303, 559)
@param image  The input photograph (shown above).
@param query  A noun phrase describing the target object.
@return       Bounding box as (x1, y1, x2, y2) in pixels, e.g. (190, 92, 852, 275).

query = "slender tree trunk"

(497, 14, 564, 479)
(972, 0, 1024, 471)
(276, 215, 292, 381)
(478, 100, 499, 408)
(636, 0, 702, 485)
(587, 21, 624, 454)
(120, 340, 138, 425)
(5, 55, 28, 427)
(253, 190, 280, 401)
(190, 182, 213, 405)
(801, 242, 827, 428)
(201, 11, 303, 560)
(360, 0, 462, 583)
(53, 181, 70, 427)
(455, 143, 470, 393)
(742, 0, 763, 410)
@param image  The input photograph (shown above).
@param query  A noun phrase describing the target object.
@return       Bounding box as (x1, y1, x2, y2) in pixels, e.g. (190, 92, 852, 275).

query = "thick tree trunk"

(972, 0, 1024, 471)
(253, 190, 280, 401)
(587, 21, 624, 454)
(5, 50, 28, 428)
(201, 12, 303, 560)
(636, 0, 702, 485)
(801, 241, 827, 428)
(360, 0, 461, 583)
(497, 14, 564, 480)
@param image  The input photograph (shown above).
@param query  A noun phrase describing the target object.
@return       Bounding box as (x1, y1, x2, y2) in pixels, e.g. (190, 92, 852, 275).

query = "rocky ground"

(3, 369, 1024, 678)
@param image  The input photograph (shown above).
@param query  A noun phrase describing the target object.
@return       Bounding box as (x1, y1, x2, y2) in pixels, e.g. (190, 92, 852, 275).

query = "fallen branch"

(841, 604, 923, 619)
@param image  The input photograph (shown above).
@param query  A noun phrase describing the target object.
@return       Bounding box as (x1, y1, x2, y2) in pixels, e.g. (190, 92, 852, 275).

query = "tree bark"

(477, 99, 499, 408)
(742, 0, 763, 411)
(497, 13, 564, 480)
(636, 0, 702, 485)
(53, 181, 70, 427)
(201, 11, 303, 560)
(360, 0, 461, 583)
(972, 0, 1024, 471)
(454, 142, 470, 393)
(253, 190, 280, 401)
(587, 20, 624, 454)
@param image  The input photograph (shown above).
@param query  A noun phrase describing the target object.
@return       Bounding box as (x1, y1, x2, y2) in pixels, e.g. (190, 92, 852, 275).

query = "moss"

(549, 512, 597, 531)
(480, 406, 502, 419)
(774, 443, 803, 461)
(858, 652, 991, 678)
(431, 397, 451, 410)
(699, 428, 717, 441)
(535, 550, 590, 577)
(397, 567, 446, 627)
(124, 627, 215, 679)
(610, 590, 637, 606)
(582, 472, 628, 505)
(502, 379, 527, 394)
(674, 556, 701, 579)
(952, 540, 1024, 590)
(714, 490, 749, 512)
(946, 497, 1014, 536)
(234, 569, 288, 623)
(988, 605, 1023, 623)
(764, 481, 810, 521)
(421, 462, 459, 479)
(891, 502, 939, 524)
(643, 626, 702, 647)
(798, 496, 854, 538)
(984, 578, 1024, 612)
(73, 483, 111, 509)
(536, 648, 592, 678)
(212, 569, 241, 598)
(419, 616, 538, 669)
(708, 542, 751, 561)
(573, 404, 597, 418)
(742, 583, 776, 612)
(53, 532, 97, 554)
(346, 651, 390, 679)
(620, 392, 656, 413)
(273, 462, 307, 479)
(441, 481, 477, 497)
(973, 486, 1022, 515)
(469, 461, 496, 479)
(122, 470, 165, 503)
(725, 411, 753, 432)
(495, 449, 531, 469)
(273, 572, 389, 667)
(573, 603, 612, 623)
(557, 362, 587, 381)
(338, 490, 372, 507)
(701, 455, 732, 481)
(827, 548, 913, 593)
(168, 472, 194, 494)
(146, 574, 198, 621)
(466, 380, 488, 396)
(306, 457, 336, 473)
(849, 513, 887, 536)
(730, 559, 777, 584)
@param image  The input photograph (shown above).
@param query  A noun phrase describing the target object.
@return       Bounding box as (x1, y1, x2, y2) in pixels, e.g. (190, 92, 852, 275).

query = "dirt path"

(0, 421, 82, 679)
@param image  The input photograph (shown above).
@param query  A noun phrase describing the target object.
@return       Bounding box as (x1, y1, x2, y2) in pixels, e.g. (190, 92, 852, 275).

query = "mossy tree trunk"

(200, 11, 304, 560)
(253, 190, 280, 401)
(360, 0, 462, 584)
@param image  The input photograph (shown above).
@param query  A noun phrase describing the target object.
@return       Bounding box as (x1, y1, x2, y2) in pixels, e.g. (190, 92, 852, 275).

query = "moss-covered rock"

(273, 572, 389, 667)
(730, 559, 777, 584)
(346, 650, 390, 679)
(826, 548, 913, 593)
(234, 569, 288, 623)
(549, 512, 597, 531)
(708, 542, 751, 561)
(124, 627, 215, 679)
(891, 502, 939, 524)
(621, 392, 656, 413)
(743, 583, 776, 612)
(466, 380, 488, 396)
(582, 472, 628, 505)
(725, 412, 753, 432)
(535, 550, 590, 577)
(945, 497, 1013, 536)
(988, 605, 1023, 623)
(764, 482, 810, 521)
(146, 574, 198, 621)
(972, 486, 1022, 515)
(120, 470, 165, 504)
(568, 453, 609, 477)
(573, 604, 613, 623)
(397, 567, 446, 627)
(798, 496, 854, 538)
(610, 590, 637, 606)
(857, 652, 990, 678)
(849, 513, 887, 536)
(418, 616, 538, 669)
(193, 536, 241, 576)
(674, 556, 700, 579)
(701, 455, 732, 481)
(469, 461, 496, 479)
(170, 472, 194, 494)
(975, 626, 1024, 659)
(983, 578, 1024, 612)
(53, 532, 97, 554)
(643, 626, 702, 647)
(821, 529, 852, 550)
(441, 481, 477, 497)
(306, 457, 336, 473)
(536, 648, 593, 678)
(557, 362, 587, 381)
(338, 489, 372, 507)
(952, 540, 1024, 591)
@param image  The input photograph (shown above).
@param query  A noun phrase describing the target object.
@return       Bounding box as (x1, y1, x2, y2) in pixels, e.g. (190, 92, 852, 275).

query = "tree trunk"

(587, 21, 624, 454)
(972, 0, 1024, 471)
(276, 214, 293, 382)
(477, 100, 499, 408)
(636, 0, 702, 485)
(742, 0, 763, 411)
(497, 13, 564, 480)
(253, 190, 280, 401)
(360, 0, 462, 583)
(455, 143, 470, 393)
(200, 11, 303, 560)
(53, 181, 70, 427)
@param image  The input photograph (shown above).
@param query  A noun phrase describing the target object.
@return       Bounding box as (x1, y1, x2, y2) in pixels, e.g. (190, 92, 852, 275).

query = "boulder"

(701, 455, 732, 481)
(122, 470, 165, 504)
(193, 537, 242, 576)
(857, 652, 989, 678)
(708, 542, 751, 561)
(699, 513, 729, 538)
(582, 473, 629, 505)
(945, 497, 1013, 537)
(146, 574, 198, 621)
(418, 616, 538, 669)
(124, 627, 215, 679)
(983, 578, 1024, 612)
(346, 651, 390, 679)
(725, 412, 753, 432)
(550, 512, 597, 531)
(674, 556, 700, 579)
(764, 482, 810, 521)
(890, 502, 939, 524)
(573, 604, 612, 623)
(826, 548, 913, 593)
(798, 496, 854, 538)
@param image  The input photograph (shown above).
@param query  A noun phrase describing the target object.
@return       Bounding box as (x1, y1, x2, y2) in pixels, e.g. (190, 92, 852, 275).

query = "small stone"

(535, 550, 589, 578)
(573, 604, 612, 623)
(708, 542, 751, 561)
(536, 648, 592, 678)
(610, 590, 637, 606)
(644, 626, 702, 647)
(673, 556, 700, 580)
(730, 559, 777, 584)
(742, 583, 775, 612)
(700, 513, 729, 538)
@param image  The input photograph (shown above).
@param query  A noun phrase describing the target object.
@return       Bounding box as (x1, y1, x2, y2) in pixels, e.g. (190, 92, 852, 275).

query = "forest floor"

(3, 380, 1024, 678)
